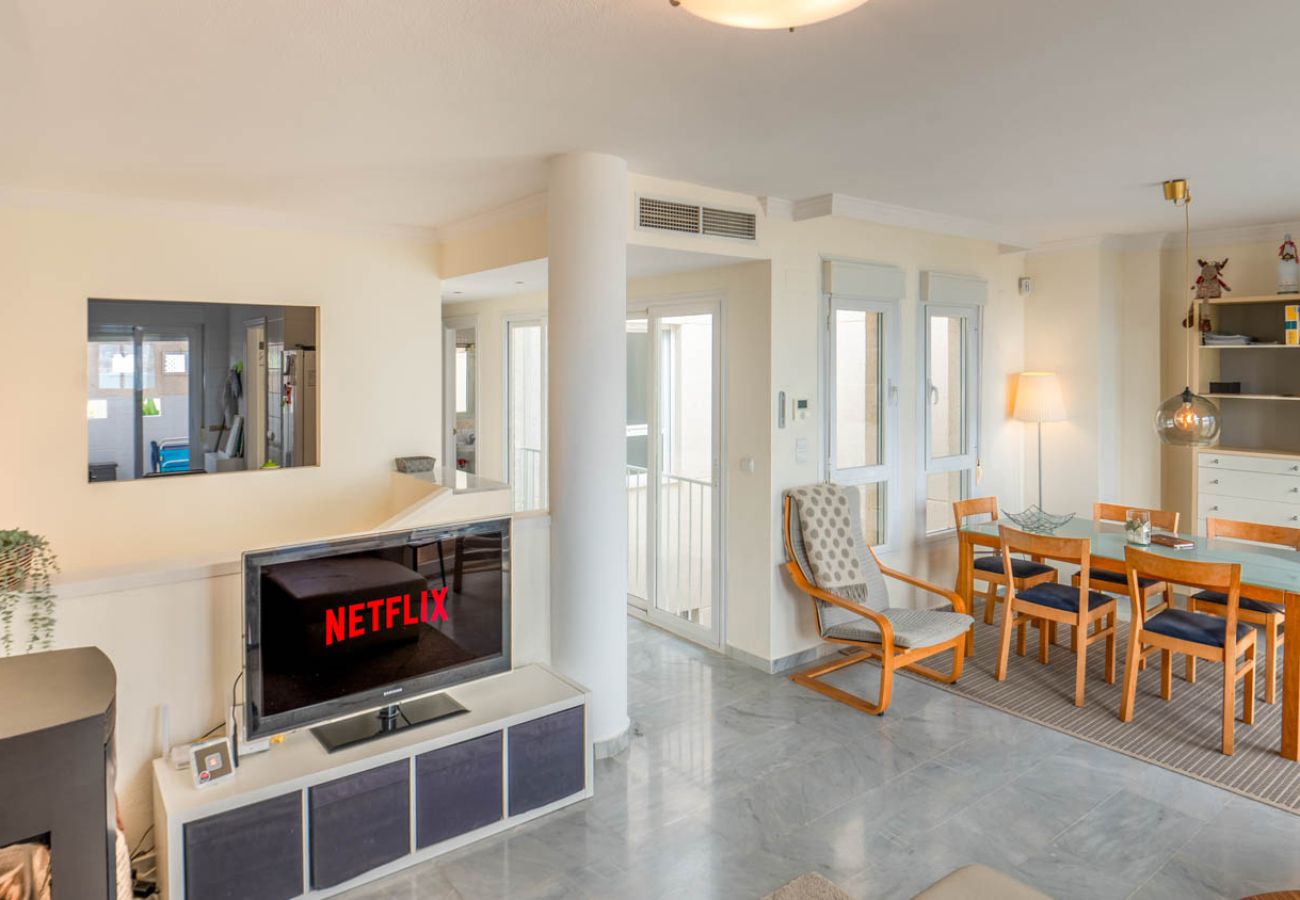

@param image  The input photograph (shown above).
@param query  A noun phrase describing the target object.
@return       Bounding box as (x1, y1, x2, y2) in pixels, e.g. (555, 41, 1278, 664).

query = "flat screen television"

(242, 517, 511, 751)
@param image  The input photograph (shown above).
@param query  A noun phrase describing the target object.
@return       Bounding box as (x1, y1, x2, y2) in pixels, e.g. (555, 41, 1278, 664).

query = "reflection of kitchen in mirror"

(87, 299, 319, 482)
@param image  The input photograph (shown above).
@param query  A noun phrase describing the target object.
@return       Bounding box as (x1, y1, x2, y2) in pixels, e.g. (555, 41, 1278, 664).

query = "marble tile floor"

(340, 618, 1300, 900)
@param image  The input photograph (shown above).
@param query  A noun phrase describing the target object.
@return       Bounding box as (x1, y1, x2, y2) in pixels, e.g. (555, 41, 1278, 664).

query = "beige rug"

(763, 873, 854, 900)
(898, 612, 1300, 814)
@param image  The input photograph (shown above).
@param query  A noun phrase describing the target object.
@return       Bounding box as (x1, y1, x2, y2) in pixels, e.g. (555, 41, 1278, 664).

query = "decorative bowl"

(1002, 506, 1076, 534)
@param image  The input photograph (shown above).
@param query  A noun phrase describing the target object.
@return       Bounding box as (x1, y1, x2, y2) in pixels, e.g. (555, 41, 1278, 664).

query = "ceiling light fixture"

(669, 0, 869, 31)
(1154, 178, 1221, 448)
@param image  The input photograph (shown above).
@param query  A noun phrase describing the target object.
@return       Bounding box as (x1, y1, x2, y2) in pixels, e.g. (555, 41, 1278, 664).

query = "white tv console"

(152, 664, 591, 900)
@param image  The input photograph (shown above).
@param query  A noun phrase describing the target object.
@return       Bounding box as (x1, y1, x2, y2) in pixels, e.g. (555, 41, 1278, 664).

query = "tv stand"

(154, 664, 590, 899)
(312, 693, 468, 752)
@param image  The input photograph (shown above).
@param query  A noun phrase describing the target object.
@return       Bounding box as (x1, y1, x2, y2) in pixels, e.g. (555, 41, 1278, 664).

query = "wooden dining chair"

(1188, 518, 1300, 704)
(1075, 503, 1179, 620)
(1119, 547, 1257, 755)
(784, 490, 972, 716)
(994, 526, 1118, 707)
(953, 498, 1058, 634)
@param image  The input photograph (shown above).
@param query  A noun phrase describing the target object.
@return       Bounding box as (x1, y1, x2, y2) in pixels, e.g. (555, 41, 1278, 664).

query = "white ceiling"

(442, 245, 750, 301)
(4, 0, 1298, 242)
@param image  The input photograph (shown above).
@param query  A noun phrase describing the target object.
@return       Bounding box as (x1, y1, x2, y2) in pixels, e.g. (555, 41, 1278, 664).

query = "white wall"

(0, 203, 443, 578)
(765, 215, 1027, 662)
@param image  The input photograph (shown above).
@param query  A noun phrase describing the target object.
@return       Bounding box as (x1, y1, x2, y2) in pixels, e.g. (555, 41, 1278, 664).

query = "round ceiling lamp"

(669, 0, 871, 30)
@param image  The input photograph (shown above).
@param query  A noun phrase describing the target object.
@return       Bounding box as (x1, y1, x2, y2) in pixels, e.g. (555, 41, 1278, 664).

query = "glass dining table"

(957, 517, 1300, 760)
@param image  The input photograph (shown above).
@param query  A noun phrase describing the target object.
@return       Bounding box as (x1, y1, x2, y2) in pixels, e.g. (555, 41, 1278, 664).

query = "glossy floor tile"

(340, 618, 1300, 899)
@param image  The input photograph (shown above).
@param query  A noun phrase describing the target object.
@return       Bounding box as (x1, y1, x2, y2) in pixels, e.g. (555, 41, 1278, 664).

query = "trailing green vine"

(0, 530, 60, 655)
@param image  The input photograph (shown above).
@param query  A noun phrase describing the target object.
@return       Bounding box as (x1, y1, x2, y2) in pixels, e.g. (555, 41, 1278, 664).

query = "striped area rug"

(901, 611, 1300, 814)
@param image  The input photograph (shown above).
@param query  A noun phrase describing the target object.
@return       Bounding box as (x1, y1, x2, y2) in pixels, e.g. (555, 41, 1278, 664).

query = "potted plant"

(0, 530, 59, 655)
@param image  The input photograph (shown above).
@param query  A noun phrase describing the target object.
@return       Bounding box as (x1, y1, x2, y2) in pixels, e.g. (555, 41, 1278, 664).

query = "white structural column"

(547, 152, 630, 755)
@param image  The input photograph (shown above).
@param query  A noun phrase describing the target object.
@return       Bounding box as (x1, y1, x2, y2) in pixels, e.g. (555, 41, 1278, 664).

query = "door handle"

(929, 384, 939, 406)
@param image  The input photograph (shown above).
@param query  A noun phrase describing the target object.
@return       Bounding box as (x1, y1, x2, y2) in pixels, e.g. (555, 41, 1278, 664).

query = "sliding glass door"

(626, 302, 722, 646)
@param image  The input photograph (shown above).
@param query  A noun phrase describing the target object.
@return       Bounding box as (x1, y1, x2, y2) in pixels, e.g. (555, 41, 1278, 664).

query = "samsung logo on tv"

(383, 688, 403, 697)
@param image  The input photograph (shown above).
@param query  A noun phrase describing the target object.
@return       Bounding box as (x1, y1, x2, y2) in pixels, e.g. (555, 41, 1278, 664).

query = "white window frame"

(503, 313, 548, 512)
(920, 295, 977, 538)
(822, 260, 903, 554)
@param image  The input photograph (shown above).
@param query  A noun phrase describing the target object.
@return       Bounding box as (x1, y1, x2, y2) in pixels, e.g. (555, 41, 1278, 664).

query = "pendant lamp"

(668, 0, 870, 30)
(1155, 179, 1221, 448)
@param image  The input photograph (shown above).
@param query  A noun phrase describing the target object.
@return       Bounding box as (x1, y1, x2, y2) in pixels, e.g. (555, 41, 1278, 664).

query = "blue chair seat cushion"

(973, 555, 1056, 580)
(1017, 582, 1113, 613)
(1143, 608, 1253, 648)
(1191, 590, 1282, 616)
(1087, 568, 1161, 590)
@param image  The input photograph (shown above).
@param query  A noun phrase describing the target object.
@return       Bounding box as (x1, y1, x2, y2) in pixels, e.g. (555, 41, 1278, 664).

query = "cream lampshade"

(1013, 372, 1065, 511)
(1013, 372, 1066, 424)
(671, 0, 870, 30)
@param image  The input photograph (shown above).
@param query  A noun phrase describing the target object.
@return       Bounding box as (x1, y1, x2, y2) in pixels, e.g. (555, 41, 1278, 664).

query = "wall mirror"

(87, 299, 319, 483)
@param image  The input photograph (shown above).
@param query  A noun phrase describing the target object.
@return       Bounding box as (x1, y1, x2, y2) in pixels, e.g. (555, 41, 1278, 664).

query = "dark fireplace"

(0, 648, 117, 899)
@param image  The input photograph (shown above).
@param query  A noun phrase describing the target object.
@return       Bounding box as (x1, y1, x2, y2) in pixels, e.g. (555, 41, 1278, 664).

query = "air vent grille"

(637, 196, 757, 242)
(638, 197, 701, 234)
(701, 206, 757, 240)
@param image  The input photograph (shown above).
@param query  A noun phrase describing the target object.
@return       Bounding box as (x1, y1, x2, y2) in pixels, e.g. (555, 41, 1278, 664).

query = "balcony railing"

(626, 464, 713, 624)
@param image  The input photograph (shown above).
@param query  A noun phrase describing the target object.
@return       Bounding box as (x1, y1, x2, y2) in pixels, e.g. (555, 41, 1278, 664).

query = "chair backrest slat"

(1206, 517, 1300, 551)
(953, 496, 998, 527)
(1095, 502, 1179, 532)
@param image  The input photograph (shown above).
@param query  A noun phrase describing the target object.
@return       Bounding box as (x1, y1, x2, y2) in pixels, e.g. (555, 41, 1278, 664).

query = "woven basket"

(0, 544, 34, 593)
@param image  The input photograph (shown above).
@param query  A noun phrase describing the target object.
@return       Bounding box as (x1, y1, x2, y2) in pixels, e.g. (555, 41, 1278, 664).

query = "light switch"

(795, 438, 809, 465)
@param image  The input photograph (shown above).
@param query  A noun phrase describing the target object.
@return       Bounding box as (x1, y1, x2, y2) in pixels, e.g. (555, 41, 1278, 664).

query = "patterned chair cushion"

(787, 485, 889, 635)
(1017, 582, 1113, 613)
(822, 607, 974, 649)
(1144, 608, 1253, 648)
(1088, 568, 1161, 590)
(1191, 590, 1282, 616)
(972, 555, 1055, 579)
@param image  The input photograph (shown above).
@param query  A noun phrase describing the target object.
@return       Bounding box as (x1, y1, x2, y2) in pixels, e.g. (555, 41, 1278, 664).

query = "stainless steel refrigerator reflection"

(282, 348, 317, 467)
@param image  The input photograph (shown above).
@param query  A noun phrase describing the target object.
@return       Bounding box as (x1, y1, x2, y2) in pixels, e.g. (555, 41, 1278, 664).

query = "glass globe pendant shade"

(1154, 387, 1221, 447)
(672, 0, 870, 29)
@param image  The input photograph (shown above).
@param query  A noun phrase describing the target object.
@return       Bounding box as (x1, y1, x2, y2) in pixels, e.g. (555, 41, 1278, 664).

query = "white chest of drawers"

(1196, 450, 1300, 534)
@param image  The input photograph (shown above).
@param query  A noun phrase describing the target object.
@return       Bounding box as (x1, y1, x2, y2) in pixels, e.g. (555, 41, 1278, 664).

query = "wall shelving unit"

(1191, 293, 1300, 534)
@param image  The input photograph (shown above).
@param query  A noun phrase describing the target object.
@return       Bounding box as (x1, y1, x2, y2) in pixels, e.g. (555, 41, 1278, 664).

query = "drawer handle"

(1209, 506, 1219, 512)
(1210, 459, 1220, 464)
(1293, 466, 1300, 472)
(1209, 479, 1219, 485)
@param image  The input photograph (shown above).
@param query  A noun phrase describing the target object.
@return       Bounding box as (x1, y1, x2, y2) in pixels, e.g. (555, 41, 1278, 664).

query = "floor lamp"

(1013, 372, 1066, 510)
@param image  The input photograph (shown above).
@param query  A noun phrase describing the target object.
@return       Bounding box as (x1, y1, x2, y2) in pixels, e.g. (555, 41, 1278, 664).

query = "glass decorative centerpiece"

(1125, 509, 1152, 546)
(1002, 506, 1075, 535)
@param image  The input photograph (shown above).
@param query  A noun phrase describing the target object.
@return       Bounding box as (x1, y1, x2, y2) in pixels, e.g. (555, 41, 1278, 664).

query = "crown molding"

(1158, 218, 1300, 251)
(790, 192, 1034, 251)
(433, 192, 548, 243)
(0, 185, 439, 242)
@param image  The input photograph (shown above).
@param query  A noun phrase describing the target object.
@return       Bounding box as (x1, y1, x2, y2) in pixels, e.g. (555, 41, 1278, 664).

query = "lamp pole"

(1036, 420, 1044, 509)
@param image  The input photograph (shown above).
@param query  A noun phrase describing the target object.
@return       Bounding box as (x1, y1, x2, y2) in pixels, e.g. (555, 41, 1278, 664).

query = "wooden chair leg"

(996, 603, 1016, 682)
(1016, 620, 1028, 657)
(1120, 630, 1142, 722)
(1074, 626, 1087, 707)
(1244, 642, 1257, 726)
(1164, 584, 1175, 611)
(1186, 655, 1197, 684)
(1049, 621, 1058, 647)
(1104, 611, 1116, 684)
(1222, 656, 1236, 756)
(982, 583, 997, 625)
(1266, 623, 1279, 705)
(1161, 649, 1172, 701)
(1039, 621, 1051, 665)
